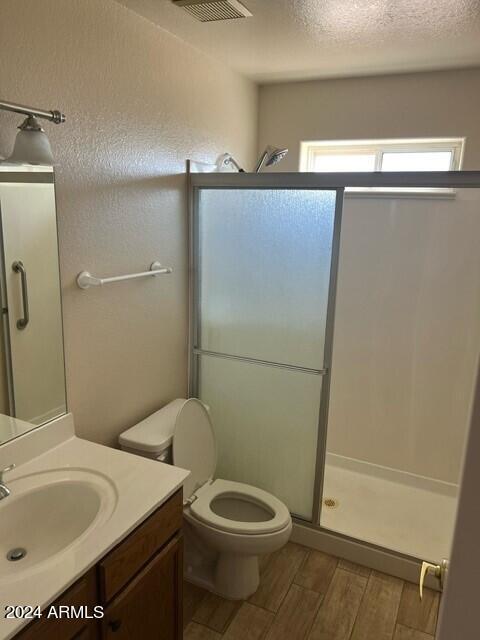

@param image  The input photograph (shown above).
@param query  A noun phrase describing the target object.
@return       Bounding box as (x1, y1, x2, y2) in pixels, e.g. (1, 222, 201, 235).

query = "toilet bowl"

(119, 398, 292, 600)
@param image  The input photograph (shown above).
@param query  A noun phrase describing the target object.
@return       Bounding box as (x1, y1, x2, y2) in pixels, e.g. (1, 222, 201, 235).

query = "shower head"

(266, 147, 289, 166)
(216, 147, 287, 174)
(254, 146, 289, 173)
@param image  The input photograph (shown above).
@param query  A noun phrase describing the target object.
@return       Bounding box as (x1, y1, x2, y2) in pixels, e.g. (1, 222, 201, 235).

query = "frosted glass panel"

(198, 354, 322, 519)
(197, 189, 336, 369)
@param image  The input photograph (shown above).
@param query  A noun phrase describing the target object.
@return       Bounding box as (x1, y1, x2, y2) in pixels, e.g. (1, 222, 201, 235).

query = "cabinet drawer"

(101, 535, 183, 640)
(99, 490, 182, 603)
(15, 570, 97, 640)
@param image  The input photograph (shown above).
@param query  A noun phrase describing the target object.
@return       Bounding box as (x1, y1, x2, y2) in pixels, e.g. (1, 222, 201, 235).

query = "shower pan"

(188, 168, 480, 583)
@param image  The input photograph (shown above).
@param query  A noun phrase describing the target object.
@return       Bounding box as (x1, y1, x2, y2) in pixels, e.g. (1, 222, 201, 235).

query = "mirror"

(0, 165, 66, 444)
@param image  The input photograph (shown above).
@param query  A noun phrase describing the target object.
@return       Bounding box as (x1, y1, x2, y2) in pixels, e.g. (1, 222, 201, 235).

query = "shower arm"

(0, 99, 65, 124)
(226, 156, 245, 172)
(254, 150, 268, 173)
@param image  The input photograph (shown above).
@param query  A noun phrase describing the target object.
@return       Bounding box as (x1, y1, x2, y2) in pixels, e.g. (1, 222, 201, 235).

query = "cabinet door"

(101, 535, 183, 640)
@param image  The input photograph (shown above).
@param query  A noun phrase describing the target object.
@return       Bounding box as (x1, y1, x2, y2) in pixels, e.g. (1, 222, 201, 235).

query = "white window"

(300, 138, 465, 195)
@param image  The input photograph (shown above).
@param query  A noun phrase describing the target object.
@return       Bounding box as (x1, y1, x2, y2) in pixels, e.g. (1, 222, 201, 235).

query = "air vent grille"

(173, 0, 252, 22)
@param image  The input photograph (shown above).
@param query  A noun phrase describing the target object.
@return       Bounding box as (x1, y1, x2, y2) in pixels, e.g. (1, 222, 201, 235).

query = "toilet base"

(184, 524, 261, 600)
(183, 503, 292, 600)
(215, 553, 259, 600)
(185, 552, 260, 600)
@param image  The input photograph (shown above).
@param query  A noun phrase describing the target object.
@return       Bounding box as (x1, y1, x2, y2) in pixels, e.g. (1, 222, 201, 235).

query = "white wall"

(328, 192, 480, 484)
(258, 69, 480, 483)
(258, 68, 480, 171)
(0, 0, 257, 445)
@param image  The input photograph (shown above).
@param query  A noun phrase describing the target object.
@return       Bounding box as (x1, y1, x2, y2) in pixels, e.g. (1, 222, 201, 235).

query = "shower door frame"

(188, 170, 480, 545)
(188, 175, 344, 525)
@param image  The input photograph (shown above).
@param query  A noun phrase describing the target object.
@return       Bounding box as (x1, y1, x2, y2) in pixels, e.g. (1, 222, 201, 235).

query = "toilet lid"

(172, 399, 216, 499)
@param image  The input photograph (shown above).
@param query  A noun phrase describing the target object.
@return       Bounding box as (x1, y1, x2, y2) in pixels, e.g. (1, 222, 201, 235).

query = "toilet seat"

(189, 479, 291, 535)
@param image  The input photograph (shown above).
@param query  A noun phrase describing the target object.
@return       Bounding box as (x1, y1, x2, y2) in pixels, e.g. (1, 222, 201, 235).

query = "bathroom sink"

(0, 469, 117, 579)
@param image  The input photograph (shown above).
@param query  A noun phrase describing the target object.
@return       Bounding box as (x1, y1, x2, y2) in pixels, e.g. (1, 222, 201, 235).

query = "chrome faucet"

(0, 464, 16, 500)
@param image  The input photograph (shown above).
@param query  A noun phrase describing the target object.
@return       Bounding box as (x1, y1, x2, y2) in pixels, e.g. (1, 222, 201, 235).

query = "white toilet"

(119, 398, 292, 600)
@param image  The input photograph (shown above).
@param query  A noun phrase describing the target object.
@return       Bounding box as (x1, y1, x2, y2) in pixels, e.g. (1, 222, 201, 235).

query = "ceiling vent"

(172, 0, 252, 22)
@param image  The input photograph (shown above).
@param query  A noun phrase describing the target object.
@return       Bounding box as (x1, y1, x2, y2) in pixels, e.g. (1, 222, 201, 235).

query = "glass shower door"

(191, 187, 341, 520)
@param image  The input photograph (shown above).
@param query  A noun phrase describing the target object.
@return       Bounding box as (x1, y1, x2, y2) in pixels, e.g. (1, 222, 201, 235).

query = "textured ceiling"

(117, 0, 480, 82)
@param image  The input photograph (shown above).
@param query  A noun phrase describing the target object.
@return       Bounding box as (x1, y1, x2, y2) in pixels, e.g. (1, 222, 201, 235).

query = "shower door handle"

(12, 261, 29, 330)
(419, 559, 449, 599)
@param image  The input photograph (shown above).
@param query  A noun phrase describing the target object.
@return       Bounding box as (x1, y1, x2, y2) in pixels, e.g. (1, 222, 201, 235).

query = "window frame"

(300, 138, 465, 197)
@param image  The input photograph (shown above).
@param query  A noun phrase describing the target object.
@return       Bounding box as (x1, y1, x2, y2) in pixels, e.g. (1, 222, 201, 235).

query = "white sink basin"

(0, 469, 117, 579)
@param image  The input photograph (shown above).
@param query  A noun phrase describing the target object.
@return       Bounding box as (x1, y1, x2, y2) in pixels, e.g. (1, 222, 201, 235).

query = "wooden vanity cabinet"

(15, 490, 183, 640)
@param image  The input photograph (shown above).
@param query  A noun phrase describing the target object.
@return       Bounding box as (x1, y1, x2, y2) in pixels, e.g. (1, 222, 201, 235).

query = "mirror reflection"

(0, 165, 66, 443)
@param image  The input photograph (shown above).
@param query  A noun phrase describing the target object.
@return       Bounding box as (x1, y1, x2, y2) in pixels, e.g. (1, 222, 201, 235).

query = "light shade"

(7, 116, 54, 165)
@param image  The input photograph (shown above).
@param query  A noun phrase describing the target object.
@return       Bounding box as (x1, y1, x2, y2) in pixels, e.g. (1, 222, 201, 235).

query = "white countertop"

(0, 415, 189, 639)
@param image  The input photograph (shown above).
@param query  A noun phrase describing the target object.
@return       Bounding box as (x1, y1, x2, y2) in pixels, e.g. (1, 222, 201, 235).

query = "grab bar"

(77, 261, 172, 290)
(12, 261, 29, 330)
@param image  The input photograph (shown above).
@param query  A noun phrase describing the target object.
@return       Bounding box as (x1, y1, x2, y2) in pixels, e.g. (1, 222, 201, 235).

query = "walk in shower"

(188, 170, 480, 573)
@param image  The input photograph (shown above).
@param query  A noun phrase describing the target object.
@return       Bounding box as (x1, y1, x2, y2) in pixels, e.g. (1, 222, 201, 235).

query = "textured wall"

(0, 0, 257, 445)
(258, 68, 480, 170)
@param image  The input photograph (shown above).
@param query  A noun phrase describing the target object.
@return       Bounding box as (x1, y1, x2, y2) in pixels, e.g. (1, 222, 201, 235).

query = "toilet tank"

(118, 399, 188, 463)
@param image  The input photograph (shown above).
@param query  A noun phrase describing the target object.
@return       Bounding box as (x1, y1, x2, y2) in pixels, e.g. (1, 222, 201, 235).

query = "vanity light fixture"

(0, 99, 65, 165)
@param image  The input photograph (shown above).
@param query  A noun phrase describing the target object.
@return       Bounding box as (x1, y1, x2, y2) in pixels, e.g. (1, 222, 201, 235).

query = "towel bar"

(77, 261, 172, 289)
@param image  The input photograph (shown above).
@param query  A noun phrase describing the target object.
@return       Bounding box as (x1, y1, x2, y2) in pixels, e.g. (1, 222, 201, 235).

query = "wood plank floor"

(184, 544, 440, 640)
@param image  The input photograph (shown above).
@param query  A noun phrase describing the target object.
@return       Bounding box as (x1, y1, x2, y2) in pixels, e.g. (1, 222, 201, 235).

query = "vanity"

(0, 414, 188, 640)
(15, 494, 183, 640)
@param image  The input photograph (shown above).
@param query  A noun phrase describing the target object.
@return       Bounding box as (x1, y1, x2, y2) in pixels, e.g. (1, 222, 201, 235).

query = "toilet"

(119, 398, 292, 600)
